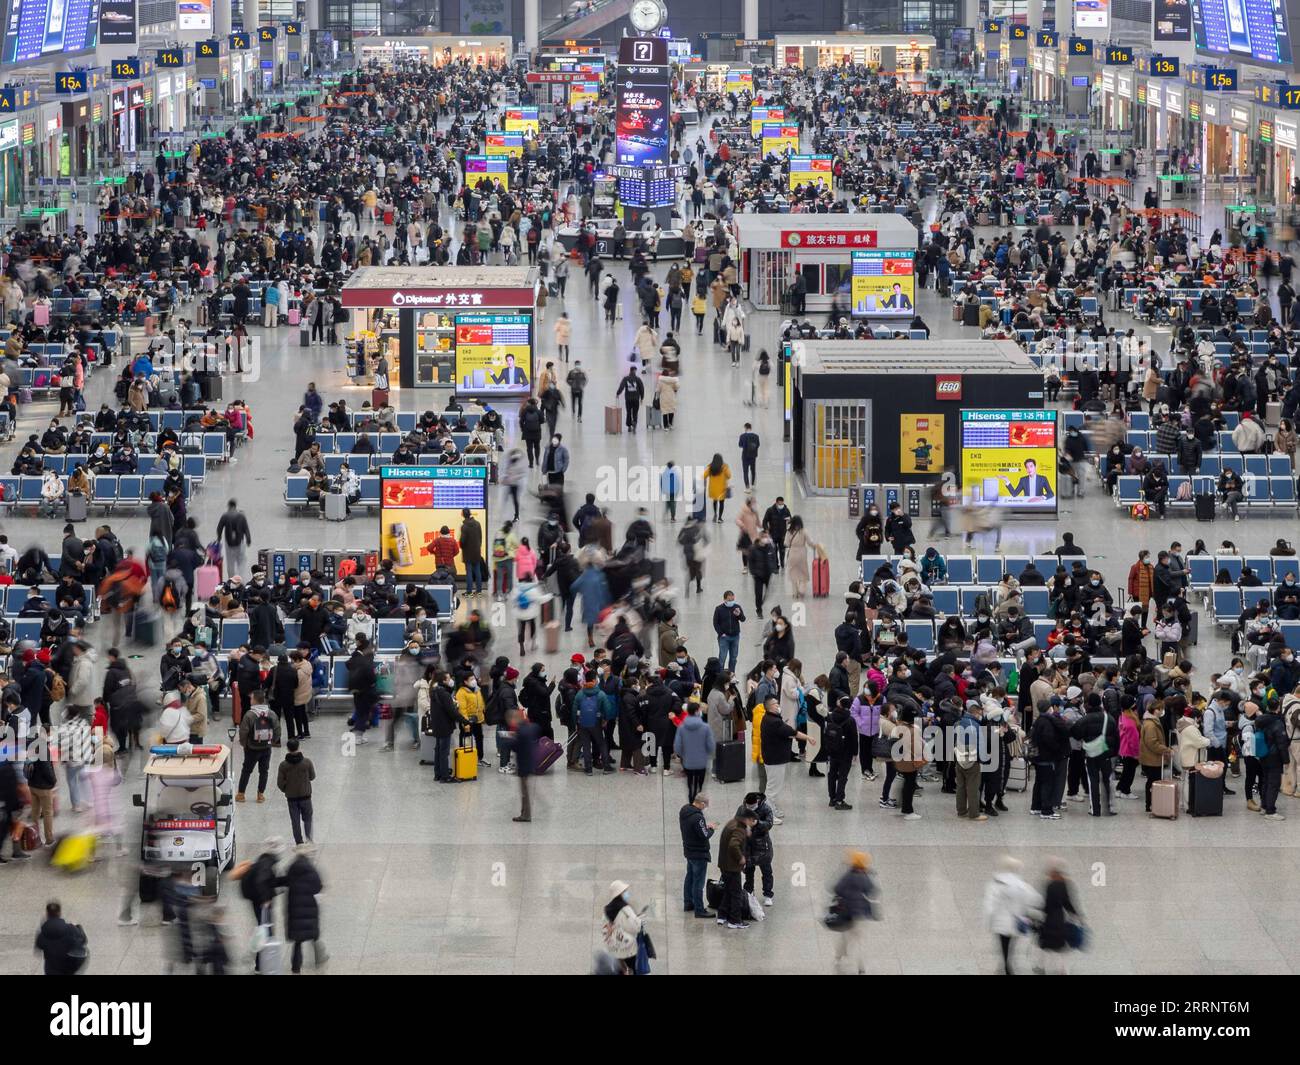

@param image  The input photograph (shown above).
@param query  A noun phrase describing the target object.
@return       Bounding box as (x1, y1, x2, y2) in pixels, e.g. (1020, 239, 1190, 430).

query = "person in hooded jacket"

(277, 847, 327, 974)
(982, 855, 1043, 975)
(823, 696, 859, 810)
(520, 663, 556, 740)
(737, 791, 775, 905)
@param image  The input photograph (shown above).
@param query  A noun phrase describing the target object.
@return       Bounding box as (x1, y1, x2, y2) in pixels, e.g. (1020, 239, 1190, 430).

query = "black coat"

(278, 855, 322, 943)
(520, 674, 554, 724)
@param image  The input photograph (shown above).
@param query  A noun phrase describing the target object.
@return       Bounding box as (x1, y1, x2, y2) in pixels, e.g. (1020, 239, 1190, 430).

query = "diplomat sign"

(340, 286, 536, 309)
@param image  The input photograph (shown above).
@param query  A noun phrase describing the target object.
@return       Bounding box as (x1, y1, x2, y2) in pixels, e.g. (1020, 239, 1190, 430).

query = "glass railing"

(539, 0, 623, 39)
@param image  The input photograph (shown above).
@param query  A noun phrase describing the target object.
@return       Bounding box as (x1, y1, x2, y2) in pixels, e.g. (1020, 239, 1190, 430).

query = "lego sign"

(935, 374, 962, 400)
(780, 230, 877, 249)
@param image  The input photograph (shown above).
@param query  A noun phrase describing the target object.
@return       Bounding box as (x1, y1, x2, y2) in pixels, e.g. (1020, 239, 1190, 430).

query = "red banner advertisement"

(781, 230, 877, 249)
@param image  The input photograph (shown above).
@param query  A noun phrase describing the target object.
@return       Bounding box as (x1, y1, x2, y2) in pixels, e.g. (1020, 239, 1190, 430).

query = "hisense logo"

(49, 998, 151, 1045)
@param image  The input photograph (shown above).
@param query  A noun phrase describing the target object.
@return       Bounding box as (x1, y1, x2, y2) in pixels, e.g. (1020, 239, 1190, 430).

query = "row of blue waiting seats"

(860, 554, 1091, 587)
(0, 473, 195, 511)
(1060, 410, 1253, 433)
(303, 431, 473, 456)
(326, 410, 483, 433)
(209, 653, 404, 704)
(284, 475, 381, 510)
(1120, 288, 1256, 320)
(951, 279, 1101, 318)
(55, 433, 229, 465)
(72, 410, 227, 433)
(1184, 554, 1300, 587)
(13, 452, 208, 479)
(1119, 441, 1293, 477)
(209, 616, 443, 655)
(1022, 334, 1288, 365)
(1207, 587, 1300, 626)
(1114, 474, 1297, 511)
(1, 584, 97, 617)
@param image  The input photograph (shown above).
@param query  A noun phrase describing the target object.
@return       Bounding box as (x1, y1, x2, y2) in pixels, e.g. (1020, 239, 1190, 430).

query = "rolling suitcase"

(371, 388, 389, 408)
(454, 733, 478, 781)
(300, 323, 311, 347)
(196, 563, 221, 601)
(1194, 493, 1215, 521)
(543, 619, 561, 653)
(535, 736, 563, 774)
(1004, 756, 1029, 792)
(713, 740, 745, 783)
(647, 405, 663, 430)
(66, 492, 87, 523)
(418, 715, 440, 765)
(812, 556, 829, 597)
(324, 492, 348, 521)
(1187, 764, 1224, 816)
(133, 610, 158, 647)
(604, 405, 622, 435)
(705, 878, 723, 909)
(1151, 760, 1180, 819)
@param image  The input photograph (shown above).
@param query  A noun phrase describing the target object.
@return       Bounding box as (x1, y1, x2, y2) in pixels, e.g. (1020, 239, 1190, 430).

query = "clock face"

(630, 0, 663, 32)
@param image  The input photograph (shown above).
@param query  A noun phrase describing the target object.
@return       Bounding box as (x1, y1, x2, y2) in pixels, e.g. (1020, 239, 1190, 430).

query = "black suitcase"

(1188, 769, 1224, 816)
(713, 739, 745, 783)
(705, 878, 723, 909)
(1194, 493, 1215, 521)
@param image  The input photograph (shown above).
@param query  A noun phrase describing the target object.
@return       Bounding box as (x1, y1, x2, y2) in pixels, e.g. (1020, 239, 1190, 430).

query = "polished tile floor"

(2, 183, 1298, 976)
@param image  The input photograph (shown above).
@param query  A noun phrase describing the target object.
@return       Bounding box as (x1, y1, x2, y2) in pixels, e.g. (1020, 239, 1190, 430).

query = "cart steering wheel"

(190, 802, 215, 818)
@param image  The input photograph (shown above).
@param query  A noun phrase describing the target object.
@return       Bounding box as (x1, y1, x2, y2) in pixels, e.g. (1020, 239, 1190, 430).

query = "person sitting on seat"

(109, 444, 138, 474)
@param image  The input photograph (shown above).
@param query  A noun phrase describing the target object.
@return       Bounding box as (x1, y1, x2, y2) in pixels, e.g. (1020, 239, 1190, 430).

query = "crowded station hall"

(2, 0, 1300, 985)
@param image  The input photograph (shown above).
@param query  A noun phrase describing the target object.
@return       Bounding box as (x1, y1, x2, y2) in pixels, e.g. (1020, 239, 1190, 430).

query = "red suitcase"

(534, 736, 563, 775)
(372, 388, 389, 408)
(812, 556, 830, 597)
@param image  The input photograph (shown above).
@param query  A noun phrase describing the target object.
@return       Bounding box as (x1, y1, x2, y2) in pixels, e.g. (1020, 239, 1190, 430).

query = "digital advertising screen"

(504, 106, 539, 134)
(1193, 0, 1293, 64)
(901, 413, 945, 475)
(761, 122, 799, 156)
(750, 106, 785, 136)
(960, 409, 1059, 513)
(569, 80, 600, 109)
(1074, 0, 1110, 28)
(454, 313, 533, 397)
(485, 130, 524, 157)
(725, 68, 754, 94)
(788, 154, 833, 190)
(2, 0, 101, 64)
(178, 0, 213, 30)
(615, 63, 670, 167)
(1155, 0, 1192, 39)
(850, 250, 916, 317)
(380, 465, 489, 579)
(465, 154, 510, 190)
(538, 52, 606, 79)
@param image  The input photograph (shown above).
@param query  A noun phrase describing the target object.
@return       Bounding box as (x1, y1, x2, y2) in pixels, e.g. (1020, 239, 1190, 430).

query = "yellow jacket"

(456, 685, 486, 723)
(751, 701, 765, 764)
(704, 464, 731, 502)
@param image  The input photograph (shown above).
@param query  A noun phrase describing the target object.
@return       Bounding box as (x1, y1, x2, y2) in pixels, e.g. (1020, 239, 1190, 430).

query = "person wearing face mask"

(541, 433, 569, 488)
(1269, 650, 1300, 704)
(159, 640, 193, 695)
(854, 506, 884, 560)
(521, 663, 556, 741)
(712, 591, 746, 673)
(454, 672, 489, 767)
(602, 881, 646, 971)
(1276, 573, 1300, 621)
(762, 615, 795, 668)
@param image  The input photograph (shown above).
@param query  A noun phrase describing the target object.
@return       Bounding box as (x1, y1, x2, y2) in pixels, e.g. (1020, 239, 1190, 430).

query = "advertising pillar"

(615, 36, 674, 228)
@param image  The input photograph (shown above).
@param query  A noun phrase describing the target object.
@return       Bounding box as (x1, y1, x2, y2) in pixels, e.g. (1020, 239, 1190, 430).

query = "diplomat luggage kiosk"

(734, 213, 919, 312)
(789, 339, 1044, 496)
(340, 266, 539, 396)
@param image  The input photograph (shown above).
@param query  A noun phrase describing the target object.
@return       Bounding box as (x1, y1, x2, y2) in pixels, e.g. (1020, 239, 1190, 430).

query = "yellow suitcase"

(454, 735, 478, 781)
(50, 832, 96, 873)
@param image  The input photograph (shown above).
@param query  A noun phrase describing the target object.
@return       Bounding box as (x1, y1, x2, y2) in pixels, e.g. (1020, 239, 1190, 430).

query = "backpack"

(65, 925, 89, 974)
(1255, 728, 1271, 758)
(492, 535, 508, 561)
(159, 579, 179, 612)
(822, 714, 848, 756)
(250, 707, 275, 744)
(575, 687, 602, 729)
(48, 674, 67, 702)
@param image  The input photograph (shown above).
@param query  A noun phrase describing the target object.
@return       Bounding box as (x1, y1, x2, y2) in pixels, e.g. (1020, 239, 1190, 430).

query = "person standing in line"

(459, 507, 485, 600)
(512, 707, 541, 823)
(236, 689, 280, 803)
(276, 739, 316, 845)
(278, 845, 328, 974)
(830, 851, 877, 975)
(982, 855, 1042, 975)
(679, 793, 716, 919)
(823, 696, 859, 810)
(737, 791, 776, 906)
(758, 700, 811, 820)
(738, 424, 760, 490)
(215, 499, 252, 578)
(674, 700, 716, 801)
(716, 809, 756, 930)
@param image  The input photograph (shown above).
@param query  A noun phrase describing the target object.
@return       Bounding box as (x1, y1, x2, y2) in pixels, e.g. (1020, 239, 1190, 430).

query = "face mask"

(676, 656, 686, 664)
(900, 670, 911, 680)
(1090, 580, 1100, 587)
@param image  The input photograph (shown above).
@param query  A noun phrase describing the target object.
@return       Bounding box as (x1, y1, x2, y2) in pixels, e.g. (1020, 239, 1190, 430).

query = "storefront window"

(842, 0, 902, 32)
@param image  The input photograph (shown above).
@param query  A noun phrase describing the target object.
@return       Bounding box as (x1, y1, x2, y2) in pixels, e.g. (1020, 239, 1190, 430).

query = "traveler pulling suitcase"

(713, 740, 745, 783)
(1151, 758, 1180, 819)
(196, 563, 221, 601)
(604, 405, 622, 435)
(1194, 493, 1216, 521)
(1187, 762, 1224, 816)
(454, 732, 478, 781)
(324, 492, 348, 522)
(534, 736, 563, 774)
(647, 405, 663, 430)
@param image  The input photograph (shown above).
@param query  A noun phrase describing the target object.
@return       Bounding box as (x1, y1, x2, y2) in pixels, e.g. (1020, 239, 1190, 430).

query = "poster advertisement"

(178, 0, 212, 30)
(725, 68, 754, 94)
(900, 414, 945, 475)
(100, 0, 138, 45)
(615, 64, 670, 167)
(751, 106, 784, 136)
(504, 106, 539, 134)
(1154, 0, 1191, 39)
(788, 154, 833, 190)
(761, 122, 799, 156)
(959, 410, 1059, 513)
(1073, 0, 1109, 29)
(465, 154, 509, 190)
(455, 313, 532, 397)
(850, 250, 916, 316)
(484, 130, 523, 157)
(380, 466, 489, 579)
(461, 0, 511, 34)
(569, 80, 600, 109)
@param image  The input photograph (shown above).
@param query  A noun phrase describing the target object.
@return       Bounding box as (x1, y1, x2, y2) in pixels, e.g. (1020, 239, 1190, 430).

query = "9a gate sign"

(935, 375, 962, 400)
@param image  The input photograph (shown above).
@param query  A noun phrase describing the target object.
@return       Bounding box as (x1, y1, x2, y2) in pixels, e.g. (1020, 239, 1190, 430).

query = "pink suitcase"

(287, 307, 300, 326)
(1150, 761, 1179, 819)
(196, 564, 221, 601)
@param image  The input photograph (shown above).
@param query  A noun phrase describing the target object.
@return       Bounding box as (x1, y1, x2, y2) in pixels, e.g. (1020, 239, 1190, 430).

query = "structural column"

(525, 0, 539, 51)
(744, 0, 758, 41)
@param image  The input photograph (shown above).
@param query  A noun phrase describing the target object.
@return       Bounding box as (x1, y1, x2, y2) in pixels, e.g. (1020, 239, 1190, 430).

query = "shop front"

(1269, 111, 1297, 206)
(340, 267, 538, 395)
(1163, 83, 1190, 157)
(0, 119, 21, 211)
(1203, 97, 1254, 184)
(772, 34, 935, 74)
(38, 104, 63, 182)
(354, 36, 511, 68)
(1114, 69, 1133, 134)
(60, 98, 94, 178)
(734, 213, 919, 313)
(1030, 46, 1057, 106)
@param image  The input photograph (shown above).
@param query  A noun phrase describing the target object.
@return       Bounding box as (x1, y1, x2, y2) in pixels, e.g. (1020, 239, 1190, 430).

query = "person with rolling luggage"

(233, 840, 282, 973)
(1141, 703, 1177, 816)
(422, 666, 469, 783)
